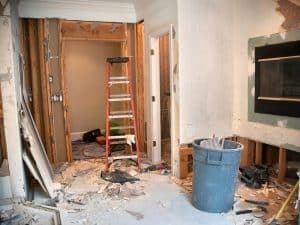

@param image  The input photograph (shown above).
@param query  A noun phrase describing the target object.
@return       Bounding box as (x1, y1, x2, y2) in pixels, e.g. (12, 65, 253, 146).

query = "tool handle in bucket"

(207, 151, 223, 165)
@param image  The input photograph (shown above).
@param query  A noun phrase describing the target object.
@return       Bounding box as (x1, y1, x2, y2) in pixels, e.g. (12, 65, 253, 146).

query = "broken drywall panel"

(0, 160, 12, 199)
(276, 0, 300, 30)
(178, 0, 234, 143)
(3, 202, 62, 225)
(0, 14, 26, 198)
(20, 93, 56, 198)
(20, 52, 57, 198)
(247, 29, 300, 130)
(18, 0, 136, 23)
(0, 176, 12, 199)
(22, 151, 48, 193)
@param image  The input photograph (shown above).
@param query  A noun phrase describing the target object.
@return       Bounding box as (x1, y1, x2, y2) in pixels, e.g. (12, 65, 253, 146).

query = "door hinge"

(153, 141, 156, 147)
(150, 49, 155, 55)
(172, 27, 176, 39)
(152, 96, 155, 102)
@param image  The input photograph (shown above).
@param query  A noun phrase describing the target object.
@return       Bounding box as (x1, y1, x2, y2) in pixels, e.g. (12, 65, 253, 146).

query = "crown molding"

(19, 0, 137, 23)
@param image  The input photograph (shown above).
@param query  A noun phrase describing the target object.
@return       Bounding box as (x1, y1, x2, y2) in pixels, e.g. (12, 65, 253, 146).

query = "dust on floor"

(54, 159, 235, 225)
(51, 159, 290, 225)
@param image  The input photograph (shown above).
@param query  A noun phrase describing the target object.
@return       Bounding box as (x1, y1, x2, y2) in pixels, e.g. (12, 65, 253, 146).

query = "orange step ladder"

(105, 57, 141, 170)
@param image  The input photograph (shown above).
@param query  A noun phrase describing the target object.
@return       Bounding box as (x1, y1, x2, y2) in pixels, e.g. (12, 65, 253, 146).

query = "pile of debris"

(54, 159, 146, 208)
(171, 174, 192, 193)
(0, 203, 61, 225)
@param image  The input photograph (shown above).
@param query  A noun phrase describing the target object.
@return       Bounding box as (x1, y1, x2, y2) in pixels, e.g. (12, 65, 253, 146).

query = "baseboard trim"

(71, 132, 86, 142)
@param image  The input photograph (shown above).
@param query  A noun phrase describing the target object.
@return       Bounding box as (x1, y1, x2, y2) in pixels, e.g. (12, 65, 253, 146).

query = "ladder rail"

(127, 62, 141, 167)
(105, 62, 111, 166)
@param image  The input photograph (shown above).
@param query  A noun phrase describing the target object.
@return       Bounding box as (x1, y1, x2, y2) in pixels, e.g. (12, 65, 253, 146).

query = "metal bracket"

(49, 75, 53, 83)
(153, 141, 156, 147)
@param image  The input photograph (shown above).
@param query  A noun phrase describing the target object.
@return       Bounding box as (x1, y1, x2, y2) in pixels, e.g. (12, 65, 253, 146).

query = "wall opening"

(64, 40, 122, 160)
(159, 34, 171, 165)
(255, 40, 300, 117)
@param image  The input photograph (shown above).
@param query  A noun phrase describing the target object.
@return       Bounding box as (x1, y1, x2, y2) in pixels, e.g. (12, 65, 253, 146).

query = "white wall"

(233, 0, 300, 149)
(19, 0, 136, 23)
(177, 0, 235, 144)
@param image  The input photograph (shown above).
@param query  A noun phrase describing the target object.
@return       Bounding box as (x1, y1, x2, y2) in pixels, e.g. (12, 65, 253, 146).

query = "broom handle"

(275, 180, 299, 220)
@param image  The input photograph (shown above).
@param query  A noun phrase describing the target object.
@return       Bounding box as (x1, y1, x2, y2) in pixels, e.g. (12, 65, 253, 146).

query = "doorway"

(149, 25, 174, 169)
(159, 34, 171, 165)
(64, 40, 122, 160)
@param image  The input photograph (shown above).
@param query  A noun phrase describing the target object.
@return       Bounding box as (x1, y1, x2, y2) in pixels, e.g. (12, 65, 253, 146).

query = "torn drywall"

(276, 0, 300, 30)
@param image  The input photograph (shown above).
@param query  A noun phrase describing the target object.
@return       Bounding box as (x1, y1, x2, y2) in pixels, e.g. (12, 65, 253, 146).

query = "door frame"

(148, 24, 174, 167)
(59, 20, 129, 162)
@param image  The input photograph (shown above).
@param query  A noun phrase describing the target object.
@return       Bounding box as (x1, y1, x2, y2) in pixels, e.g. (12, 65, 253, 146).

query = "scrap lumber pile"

(236, 177, 298, 225)
(172, 173, 298, 225)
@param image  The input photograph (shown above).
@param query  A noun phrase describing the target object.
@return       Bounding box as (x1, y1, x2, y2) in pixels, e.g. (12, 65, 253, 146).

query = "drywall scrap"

(53, 159, 145, 203)
(20, 98, 56, 198)
(22, 151, 48, 193)
(19, 60, 59, 198)
(0, 202, 61, 225)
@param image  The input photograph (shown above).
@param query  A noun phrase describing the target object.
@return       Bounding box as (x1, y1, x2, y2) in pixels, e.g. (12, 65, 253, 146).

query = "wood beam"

(179, 146, 192, 179)
(59, 20, 72, 162)
(28, 19, 44, 138)
(135, 22, 145, 152)
(61, 21, 127, 41)
(255, 141, 263, 164)
(278, 147, 287, 183)
(238, 137, 255, 167)
(38, 19, 55, 163)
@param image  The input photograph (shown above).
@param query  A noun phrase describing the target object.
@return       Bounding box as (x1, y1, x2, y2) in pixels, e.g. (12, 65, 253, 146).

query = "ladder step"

(110, 126, 134, 130)
(110, 76, 128, 80)
(109, 155, 138, 161)
(110, 110, 132, 115)
(110, 94, 130, 98)
(107, 57, 129, 64)
(109, 135, 135, 140)
(109, 97, 131, 102)
(108, 81, 129, 85)
(109, 114, 133, 119)
(110, 140, 127, 145)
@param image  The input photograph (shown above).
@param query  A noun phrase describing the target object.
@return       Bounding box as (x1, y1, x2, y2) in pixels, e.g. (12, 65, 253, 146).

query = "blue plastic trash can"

(192, 139, 243, 213)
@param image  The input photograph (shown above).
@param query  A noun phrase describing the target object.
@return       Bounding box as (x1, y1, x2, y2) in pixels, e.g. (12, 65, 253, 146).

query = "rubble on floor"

(50, 157, 193, 225)
(101, 170, 140, 184)
(52, 158, 149, 215)
(0, 202, 61, 225)
(172, 172, 298, 225)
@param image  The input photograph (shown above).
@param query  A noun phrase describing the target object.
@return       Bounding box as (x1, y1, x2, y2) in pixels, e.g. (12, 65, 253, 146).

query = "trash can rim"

(192, 139, 243, 152)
